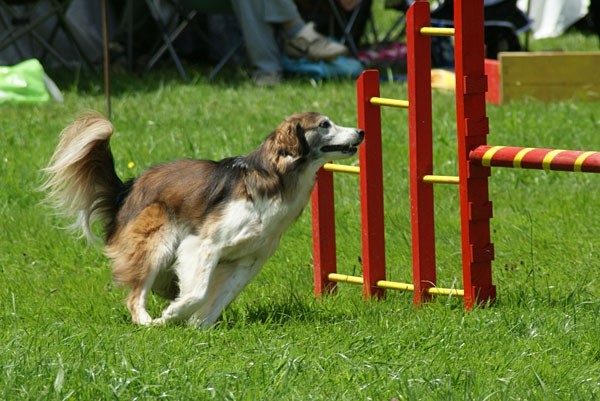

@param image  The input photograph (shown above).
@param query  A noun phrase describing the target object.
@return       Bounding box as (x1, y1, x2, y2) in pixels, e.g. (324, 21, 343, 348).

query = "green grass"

(2, 28, 600, 400)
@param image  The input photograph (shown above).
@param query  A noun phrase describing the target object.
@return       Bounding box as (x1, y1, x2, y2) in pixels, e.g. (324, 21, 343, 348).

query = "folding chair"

(0, 0, 93, 68)
(378, 0, 408, 44)
(324, 0, 363, 58)
(143, 0, 242, 81)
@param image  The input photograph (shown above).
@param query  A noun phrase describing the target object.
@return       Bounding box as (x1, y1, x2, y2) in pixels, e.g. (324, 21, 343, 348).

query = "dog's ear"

(272, 120, 308, 159)
(294, 123, 310, 157)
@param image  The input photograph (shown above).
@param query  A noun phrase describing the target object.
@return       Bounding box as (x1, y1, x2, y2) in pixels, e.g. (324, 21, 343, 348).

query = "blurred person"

(230, 0, 349, 86)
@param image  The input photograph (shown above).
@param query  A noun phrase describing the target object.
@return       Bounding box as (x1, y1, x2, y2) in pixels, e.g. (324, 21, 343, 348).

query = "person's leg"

(230, 0, 283, 79)
(230, 0, 348, 83)
(261, 0, 300, 23)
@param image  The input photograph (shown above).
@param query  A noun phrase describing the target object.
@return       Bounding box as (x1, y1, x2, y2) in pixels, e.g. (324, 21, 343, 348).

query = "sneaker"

(284, 22, 348, 61)
(253, 71, 282, 87)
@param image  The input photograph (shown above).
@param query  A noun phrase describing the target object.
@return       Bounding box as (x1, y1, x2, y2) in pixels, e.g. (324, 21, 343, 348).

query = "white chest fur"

(211, 193, 308, 260)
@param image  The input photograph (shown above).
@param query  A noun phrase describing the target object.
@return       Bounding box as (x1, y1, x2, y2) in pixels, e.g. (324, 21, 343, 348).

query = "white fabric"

(518, 0, 590, 39)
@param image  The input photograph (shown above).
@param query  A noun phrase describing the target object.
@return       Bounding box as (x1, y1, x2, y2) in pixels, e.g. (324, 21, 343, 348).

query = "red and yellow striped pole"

(470, 146, 600, 173)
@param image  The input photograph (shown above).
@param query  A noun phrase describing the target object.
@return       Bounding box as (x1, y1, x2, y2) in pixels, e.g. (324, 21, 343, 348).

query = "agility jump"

(311, 0, 600, 309)
(470, 146, 600, 173)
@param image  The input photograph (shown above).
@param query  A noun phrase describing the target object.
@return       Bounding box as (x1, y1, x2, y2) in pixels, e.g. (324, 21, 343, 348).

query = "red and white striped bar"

(470, 145, 600, 173)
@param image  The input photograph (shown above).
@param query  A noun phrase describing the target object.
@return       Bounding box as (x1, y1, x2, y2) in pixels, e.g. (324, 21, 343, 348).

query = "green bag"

(0, 59, 50, 104)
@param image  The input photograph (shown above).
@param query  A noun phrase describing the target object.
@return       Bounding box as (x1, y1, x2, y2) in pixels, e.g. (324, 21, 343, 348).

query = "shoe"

(253, 71, 282, 87)
(284, 22, 348, 61)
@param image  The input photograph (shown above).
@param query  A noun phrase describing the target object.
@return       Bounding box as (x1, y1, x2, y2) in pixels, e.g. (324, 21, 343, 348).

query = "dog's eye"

(318, 120, 331, 129)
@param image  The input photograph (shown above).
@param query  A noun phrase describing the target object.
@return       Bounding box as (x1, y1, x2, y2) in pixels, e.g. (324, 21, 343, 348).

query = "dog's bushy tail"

(41, 111, 124, 243)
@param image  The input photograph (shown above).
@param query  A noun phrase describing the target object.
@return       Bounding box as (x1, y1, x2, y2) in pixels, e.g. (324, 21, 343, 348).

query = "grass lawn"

(1, 12, 600, 401)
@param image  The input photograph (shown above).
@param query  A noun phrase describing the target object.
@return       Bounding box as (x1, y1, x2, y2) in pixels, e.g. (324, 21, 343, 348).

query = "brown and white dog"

(42, 111, 363, 327)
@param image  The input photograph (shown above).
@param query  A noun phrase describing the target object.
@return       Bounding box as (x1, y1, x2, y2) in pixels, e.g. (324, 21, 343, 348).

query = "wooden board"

(499, 51, 600, 103)
(484, 59, 501, 105)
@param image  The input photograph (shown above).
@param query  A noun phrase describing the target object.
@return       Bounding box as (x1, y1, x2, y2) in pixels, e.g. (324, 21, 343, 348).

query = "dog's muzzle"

(321, 130, 365, 155)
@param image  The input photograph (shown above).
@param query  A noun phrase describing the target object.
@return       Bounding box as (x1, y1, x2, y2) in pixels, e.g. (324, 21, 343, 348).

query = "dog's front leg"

(153, 236, 218, 325)
(191, 256, 267, 328)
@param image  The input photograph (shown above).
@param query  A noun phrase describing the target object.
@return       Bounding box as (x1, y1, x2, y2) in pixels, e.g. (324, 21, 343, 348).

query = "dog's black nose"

(357, 130, 365, 141)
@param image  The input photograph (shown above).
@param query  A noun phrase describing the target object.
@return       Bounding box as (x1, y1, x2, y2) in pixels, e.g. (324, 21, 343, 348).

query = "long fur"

(43, 111, 363, 327)
(41, 112, 125, 241)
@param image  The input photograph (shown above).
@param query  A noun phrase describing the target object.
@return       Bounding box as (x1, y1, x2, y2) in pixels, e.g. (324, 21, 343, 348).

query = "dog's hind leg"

(107, 203, 177, 325)
(152, 235, 218, 325)
(126, 277, 158, 325)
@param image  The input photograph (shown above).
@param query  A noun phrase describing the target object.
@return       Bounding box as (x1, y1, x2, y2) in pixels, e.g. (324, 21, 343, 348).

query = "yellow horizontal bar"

(328, 273, 363, 285)
(422, 175, 460, 184)
(323, 163, 360, 174)
(426, 287, 464, 297)
(376, 280, 414, 291)
(328, 273, 464, 296)
(420, 27, 455, 36)
(370, 97, 409, 109)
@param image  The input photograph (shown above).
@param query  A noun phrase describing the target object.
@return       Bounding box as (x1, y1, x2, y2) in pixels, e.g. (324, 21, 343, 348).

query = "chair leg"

(380, 15, 406, 44)
(0, 5, 26, 59)
(0, 9, 71, 66)
(325, 0, 360, 58)
(144, 0, 188, 81)
(0, 0, 95, 69)
(0, 5, 55, 50)
(50, 0, 95, 69)
(208, 40, 242, 81)
(146, 10, 195, 76)
(137, 0, 241, 81)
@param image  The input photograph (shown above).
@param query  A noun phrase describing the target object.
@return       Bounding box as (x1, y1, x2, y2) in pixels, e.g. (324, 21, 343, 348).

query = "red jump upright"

(356, 71, 387, 299)
(406, 1, 437, 305)
(454, 0, 497, 308)
(311, 168, 337, 296)
(311, 70, 387, 300)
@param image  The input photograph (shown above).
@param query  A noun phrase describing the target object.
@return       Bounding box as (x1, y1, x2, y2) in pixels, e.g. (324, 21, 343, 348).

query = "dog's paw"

(132, 311, 153, 326)
(152, 317, 166, 326)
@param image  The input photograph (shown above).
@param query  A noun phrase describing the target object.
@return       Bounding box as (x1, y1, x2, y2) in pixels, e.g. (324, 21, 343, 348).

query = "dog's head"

(243, 112, 364, 197)
(270, 112, 364, 167)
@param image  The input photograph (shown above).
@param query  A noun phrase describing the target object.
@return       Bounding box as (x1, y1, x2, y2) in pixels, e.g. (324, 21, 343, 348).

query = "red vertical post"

(311, 169, 337, 296)
(454, 0, 497, 308)
(356, 70, 386, 299)
(406, 1, 437, 305)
